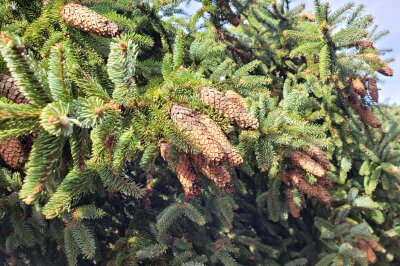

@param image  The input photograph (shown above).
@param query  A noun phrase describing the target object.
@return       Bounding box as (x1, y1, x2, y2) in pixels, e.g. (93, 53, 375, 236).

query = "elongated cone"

(357, 240, 377, 264)
(355, 40, 375, 49)
(61, 3, 121, 38)
(0, 138, 25, 169)
(285, 187, 300, 218)
(200, 87, 259, 130)
(347, 92, 382, 128)
(290, 151, 326, 178)
(365, 240, 386, 253)
(192, 154, 235, 192)
(289, 170, 332, 204)
(159, 142, 201, 199)
(170, 104, 225, 165)
(368, 78, 379, 102)
(304, 145, 330, 171)
(197, 114, 243, 166)
(378, 65, 393, 77)
(0, 74, 30, 103)
(224, 90, 246, 109)
(299, 12, 315, 21)
(352, 76, 366, 97)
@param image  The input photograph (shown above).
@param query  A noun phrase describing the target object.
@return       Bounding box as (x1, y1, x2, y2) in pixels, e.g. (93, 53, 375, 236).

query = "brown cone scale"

(0, 74, 30, 103)
(200, 87, 258, 130)
(61, 3, 121, 38)
(0, 138, 25, 169)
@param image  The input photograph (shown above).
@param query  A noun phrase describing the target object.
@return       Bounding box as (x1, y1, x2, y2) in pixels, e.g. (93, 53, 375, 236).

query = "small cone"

(368, 78, 379, 102)
(352, 76, 366, 97)
(299, 12, 315, 21)
(0, 138, 25, 169)
(365, 240, 386, 253)
(377, 65, 393, 77)
(0, 74, 30, 103)
(159, 142, 201, 199)
(347, 92, 382, 128)
(355, 40, 375, 49)
(192, 154, 234, 192)
(197, 114, 243, 166)
(357, 240, 377, 264)
(289, 170, 332, 204)
(303, 145, 331, 171)
(290, 151, 326, 178)
(61, 3, 121, 38)
(200, 87, 259, 130)
(170, 104, 225, 165)
(285, 187, 300, 218)
(224, 90, 246, 109)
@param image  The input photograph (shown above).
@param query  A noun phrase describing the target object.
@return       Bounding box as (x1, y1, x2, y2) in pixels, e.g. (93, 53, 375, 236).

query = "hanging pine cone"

(196, 114, 243, 167)
(299, 12, 315, 21)
(61, 3, 121, 38)
(365, 240, 386, 253)
(289, 170, 332, 204)
(378, 65, 393, 77)
(355, 40, 375, 49)
(290, 151, 326, 178)
(352, 76, 366, 97)
(285, 187, 301, 218)
(170, 104, 225, 165)
(347, 92, 382, 128)
(0, 74, 30, 103)
(192, 154, 234, 192)
(0, 137, 25, 169)
(357, 240, 377, 264)
(303, 145, 331, 171)
(368, 78, 379, 102)
(159, 142, 201, 199)
(224, 90, 247, 109)
(199, 87, 259, 130)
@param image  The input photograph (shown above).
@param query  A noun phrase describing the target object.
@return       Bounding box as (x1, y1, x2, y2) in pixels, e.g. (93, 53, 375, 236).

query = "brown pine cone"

(352, 76, 366, 97)
(303, 145, 331, 171)
(0, 138, 25, 169)
(61, 3, 121, 38)
(285, 187, 300, 218)
(299, 12, 315, 22)
(200, 87, 259, 130)
(347, 92, 382, 128)
(159, 142, 201, 199)
(192, 154, 234, 192)
(170, 104, 225, 165)
(224, 90, 247, 109)
(290, 151, 326, 178)
(0, 74, 30, 103)
(355, 40, 375, 49)
(289, 170, 332, 204)
(378, 65, 393, 77)
(365, 240, 386, 253)
(357, 240, 377, 264)
(197, 114, 243, 167)
(367, 78, 379, 102)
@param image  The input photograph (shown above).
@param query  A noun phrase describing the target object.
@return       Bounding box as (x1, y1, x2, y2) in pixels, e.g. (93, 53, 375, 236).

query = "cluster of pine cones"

(356, 239, 386, 264)
(280, 146, 332, 217)
(161, 87, 258, 199)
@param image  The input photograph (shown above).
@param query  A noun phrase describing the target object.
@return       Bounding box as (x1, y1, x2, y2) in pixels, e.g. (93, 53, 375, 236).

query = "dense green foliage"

(0, 0, 398, 265)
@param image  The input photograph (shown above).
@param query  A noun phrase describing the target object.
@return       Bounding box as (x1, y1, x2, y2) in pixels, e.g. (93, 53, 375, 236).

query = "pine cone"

(303, 145, 331, 171)
(61, 3, 121, 38)
(0, 74, 30, 103)
(197, 114, 243, 166)
(347, 92, 382, 128)
(365, 240, 386, 253)
(285, 187, 300, 218)
(357, 240, 377, 264)
(0, 137, 25, 169)
(224, 90, 246, 109)
(199, 87, 259, 130)
(289, 170, 332, 204)
(378, 65, 393, 77)
(170, 104, 225, 165)
(355, 40, 375, 49)
(368, 78, 379, 102)
(192, 154, 234, 192)
(299, 12, 315, 21)
(352, 76, 366, 97)
(290, 151, 326, 178)
(159, 142, 201, 199)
